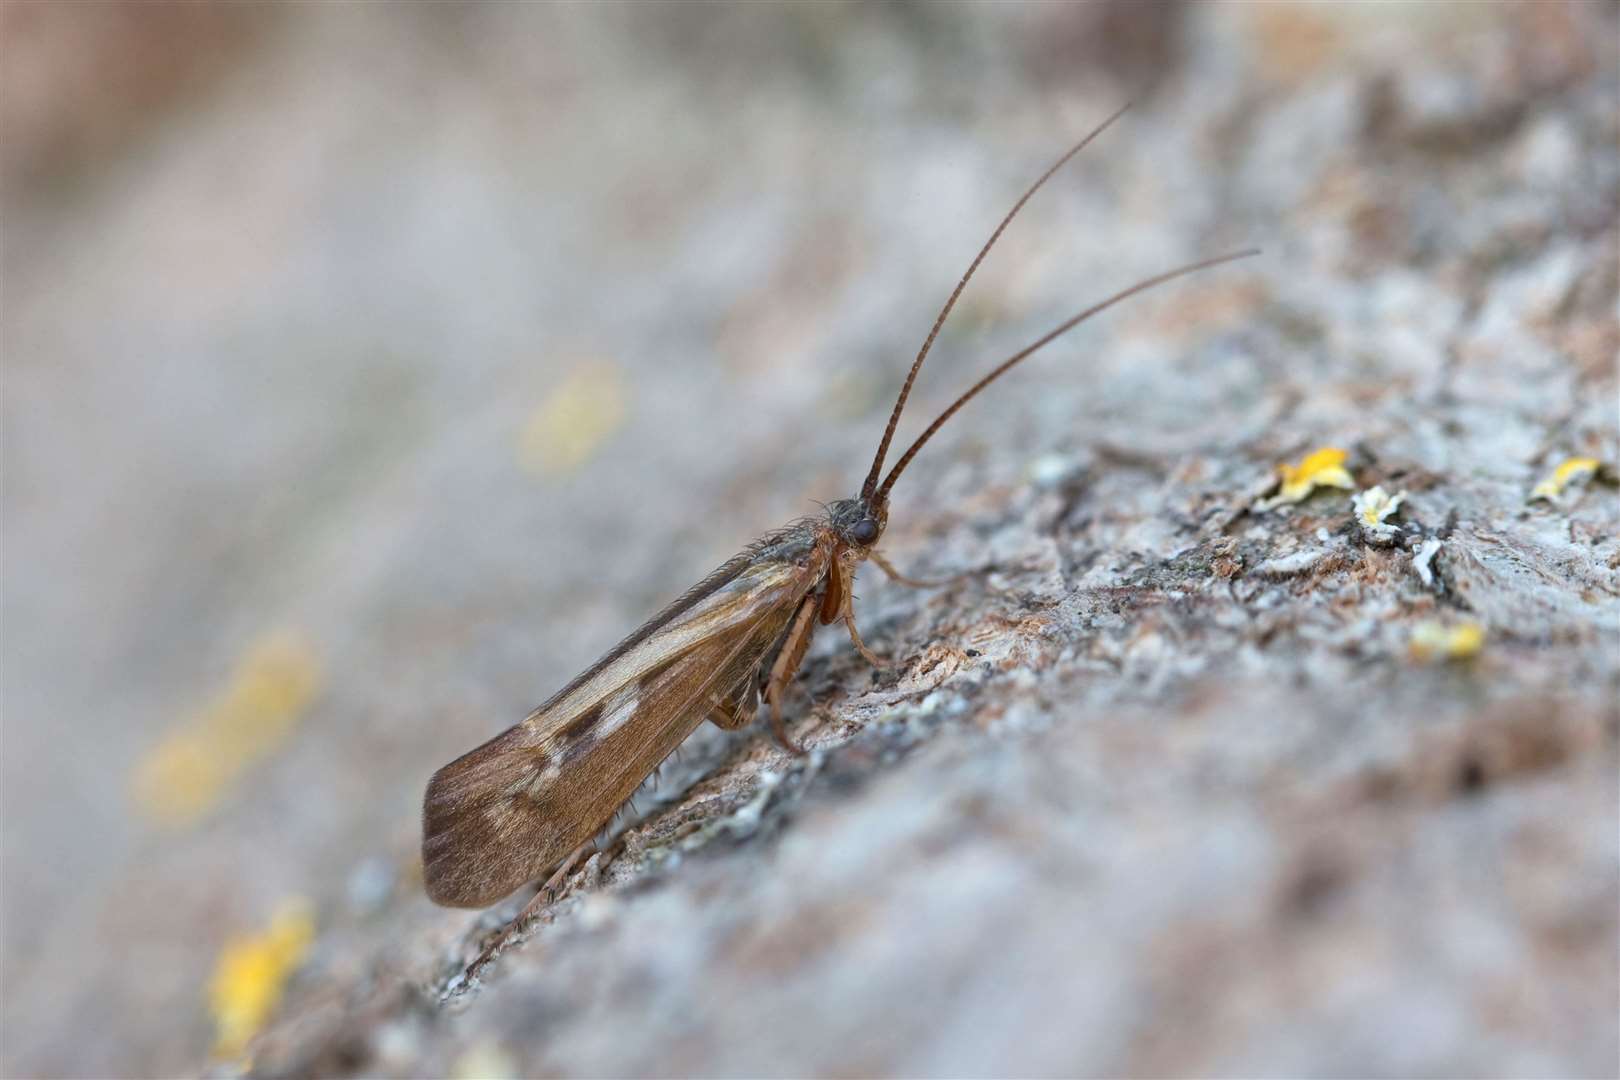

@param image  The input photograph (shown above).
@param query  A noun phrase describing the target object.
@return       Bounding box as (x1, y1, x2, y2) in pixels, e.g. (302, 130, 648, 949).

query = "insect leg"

(841, 604, 885, 670)
(465, 839, 594, 979)
(539, 840, 593, 902)
(765, 593, 819, 755)
(704, 670, 760, 731)
(837, 569, 887, 670)
(869, 548, 965, 589)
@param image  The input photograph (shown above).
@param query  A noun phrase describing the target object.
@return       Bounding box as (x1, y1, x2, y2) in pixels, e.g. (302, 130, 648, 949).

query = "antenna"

(874, 249, 1262, 502)
(858, 103, 1133, 503)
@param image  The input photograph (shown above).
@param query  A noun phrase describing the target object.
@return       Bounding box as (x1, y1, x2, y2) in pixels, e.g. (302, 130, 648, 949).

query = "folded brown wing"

(423, 535, 827, 908)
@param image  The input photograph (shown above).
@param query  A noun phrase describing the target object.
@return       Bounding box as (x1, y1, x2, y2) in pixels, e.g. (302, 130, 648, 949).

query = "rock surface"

(2, 3, 1615, 1077)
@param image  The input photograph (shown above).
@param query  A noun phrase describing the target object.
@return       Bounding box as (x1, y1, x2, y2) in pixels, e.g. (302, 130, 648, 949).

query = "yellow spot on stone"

(452, 1041, 518, 1080)
(208, 900, 315, 1063)
(1529, 456, 1603, 503)
(1409, 620, 1486, 663)
(133, 631, 321, 828)
(1256, 447, 1355, 511)
(518, 361, 627, 476)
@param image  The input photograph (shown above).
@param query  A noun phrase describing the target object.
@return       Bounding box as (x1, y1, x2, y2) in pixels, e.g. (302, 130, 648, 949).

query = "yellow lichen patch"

(133, 631, 321, 827)
(518, 361, 627, 476)
(1256, 447, 1355, 511)
(1409, 620, 1486, 663)
(1529, 456, 1603, 503)
(209, 900, 315, 1063)
(1352, 485, 1407, 543)
(451, 1041, 518, 1080)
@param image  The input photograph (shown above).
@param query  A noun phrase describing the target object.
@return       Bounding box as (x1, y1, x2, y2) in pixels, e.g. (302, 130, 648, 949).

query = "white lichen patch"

(1352, 485, 1408, 544)
(1256, 548, 1329, 578)
(1411, 537, 1443, 588)
(711, 771, 782, 842)
(1027, 451, 1084, 489)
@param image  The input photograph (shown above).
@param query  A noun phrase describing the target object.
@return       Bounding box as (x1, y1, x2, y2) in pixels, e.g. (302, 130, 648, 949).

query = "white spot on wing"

(598, 686, 640, 737)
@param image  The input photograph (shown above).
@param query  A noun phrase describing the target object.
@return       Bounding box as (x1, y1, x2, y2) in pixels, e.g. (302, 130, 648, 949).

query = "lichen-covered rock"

(3, 3, 1615, 1077)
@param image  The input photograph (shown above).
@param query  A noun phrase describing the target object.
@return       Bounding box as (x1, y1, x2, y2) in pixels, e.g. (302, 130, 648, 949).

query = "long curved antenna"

(875, 248, 1261, 502)
(858, 103, 1133, 503)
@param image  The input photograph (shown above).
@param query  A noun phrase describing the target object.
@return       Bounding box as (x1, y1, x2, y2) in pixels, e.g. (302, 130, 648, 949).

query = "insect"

(423, 104, 1256, 922)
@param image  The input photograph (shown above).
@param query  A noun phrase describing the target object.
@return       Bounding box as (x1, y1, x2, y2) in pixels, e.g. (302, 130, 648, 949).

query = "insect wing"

(423, 535, 828, 907)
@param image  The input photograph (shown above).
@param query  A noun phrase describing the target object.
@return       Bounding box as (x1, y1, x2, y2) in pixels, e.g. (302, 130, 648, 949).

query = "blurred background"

(3, 3, 1616, 1077)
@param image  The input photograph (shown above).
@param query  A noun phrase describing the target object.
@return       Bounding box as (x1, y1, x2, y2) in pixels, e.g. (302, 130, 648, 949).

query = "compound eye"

(850, 517, 879, 545)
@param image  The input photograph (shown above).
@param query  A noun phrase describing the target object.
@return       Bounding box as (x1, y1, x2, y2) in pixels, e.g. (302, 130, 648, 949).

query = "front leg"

(870, 548, 965, 589)
(833, 559, 887, 669)
(764, 592, 820, 755)
(841, 597, 885, 670)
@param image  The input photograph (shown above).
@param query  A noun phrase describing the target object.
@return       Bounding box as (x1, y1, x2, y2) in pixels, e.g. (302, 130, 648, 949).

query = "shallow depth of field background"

(3, 3, 1616, 1077)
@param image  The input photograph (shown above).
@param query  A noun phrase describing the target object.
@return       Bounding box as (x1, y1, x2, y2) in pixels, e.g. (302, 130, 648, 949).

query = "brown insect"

(423, 105, 1256, 923)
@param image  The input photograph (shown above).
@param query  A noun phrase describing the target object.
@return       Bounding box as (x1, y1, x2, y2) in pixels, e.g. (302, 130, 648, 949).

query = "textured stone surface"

(3, 3, 1616, 1077)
